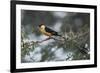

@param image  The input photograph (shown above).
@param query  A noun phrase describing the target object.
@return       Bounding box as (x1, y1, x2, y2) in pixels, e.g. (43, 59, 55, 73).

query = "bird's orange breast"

(39, 27, 52, 36)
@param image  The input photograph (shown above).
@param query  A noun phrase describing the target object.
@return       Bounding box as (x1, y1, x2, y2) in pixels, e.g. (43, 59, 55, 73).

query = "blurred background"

(21, 10, 90, 63)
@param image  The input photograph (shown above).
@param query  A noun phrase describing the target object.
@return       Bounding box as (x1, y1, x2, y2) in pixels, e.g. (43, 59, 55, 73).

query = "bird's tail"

(53, 32, 66, 40)
(57, 34, 66, 40)
(57, 34, 62, 36)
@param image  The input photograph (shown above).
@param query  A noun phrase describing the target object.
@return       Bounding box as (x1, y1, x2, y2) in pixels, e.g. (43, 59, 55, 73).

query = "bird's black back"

(45, 26, 59, 36)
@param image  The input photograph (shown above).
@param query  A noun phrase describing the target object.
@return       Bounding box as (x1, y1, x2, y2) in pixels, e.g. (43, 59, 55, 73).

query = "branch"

(36, 36, 65, 43)
(36, 37, 51, 43)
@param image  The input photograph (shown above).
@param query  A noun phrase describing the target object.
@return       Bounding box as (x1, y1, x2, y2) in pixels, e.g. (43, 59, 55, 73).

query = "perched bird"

(39, 24, 61, 37)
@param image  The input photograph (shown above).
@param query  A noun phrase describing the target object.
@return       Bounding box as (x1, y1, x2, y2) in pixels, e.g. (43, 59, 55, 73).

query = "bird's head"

(39, 24, 45, 29)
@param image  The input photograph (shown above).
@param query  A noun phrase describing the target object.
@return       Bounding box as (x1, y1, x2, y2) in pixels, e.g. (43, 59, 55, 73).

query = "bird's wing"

(45, 27, 58, 35)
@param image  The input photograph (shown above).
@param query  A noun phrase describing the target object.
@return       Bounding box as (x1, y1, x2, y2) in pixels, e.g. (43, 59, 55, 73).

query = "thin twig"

(37, 37, 51, 43)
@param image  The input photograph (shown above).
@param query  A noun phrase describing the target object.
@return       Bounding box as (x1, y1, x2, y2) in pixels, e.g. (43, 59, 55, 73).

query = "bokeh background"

(21, 10, 90, 63)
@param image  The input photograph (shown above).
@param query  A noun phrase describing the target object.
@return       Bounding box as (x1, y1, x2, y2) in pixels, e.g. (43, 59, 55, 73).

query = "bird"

(39, 24, 61, 37)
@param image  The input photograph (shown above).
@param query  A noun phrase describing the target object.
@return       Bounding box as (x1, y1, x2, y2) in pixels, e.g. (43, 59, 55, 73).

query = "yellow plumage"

(39, 26, 52, 36)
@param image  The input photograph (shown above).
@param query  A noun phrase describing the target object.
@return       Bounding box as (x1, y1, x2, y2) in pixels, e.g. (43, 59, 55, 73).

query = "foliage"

(21, 24, 90, 62)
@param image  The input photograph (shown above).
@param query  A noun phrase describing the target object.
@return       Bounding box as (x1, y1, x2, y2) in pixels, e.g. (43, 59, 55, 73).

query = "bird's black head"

(39, 24, 44, 27)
